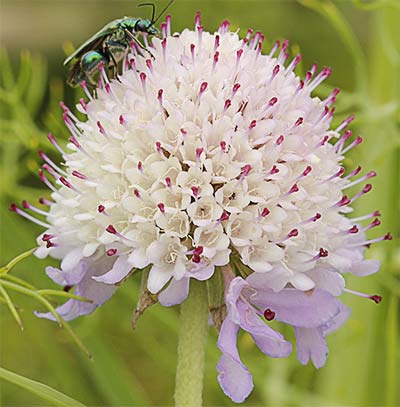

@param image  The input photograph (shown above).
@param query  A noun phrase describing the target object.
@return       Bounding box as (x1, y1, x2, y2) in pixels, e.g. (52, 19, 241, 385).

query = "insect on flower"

(64, 0, 174, 87)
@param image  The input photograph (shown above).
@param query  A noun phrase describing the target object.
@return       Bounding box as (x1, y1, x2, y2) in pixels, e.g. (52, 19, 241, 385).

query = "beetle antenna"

(137, 3, 156, 22)
(153, 0, 175, 25)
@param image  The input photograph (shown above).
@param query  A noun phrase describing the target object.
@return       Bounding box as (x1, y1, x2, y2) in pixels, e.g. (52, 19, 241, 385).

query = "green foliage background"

(0, 0, 399, 405)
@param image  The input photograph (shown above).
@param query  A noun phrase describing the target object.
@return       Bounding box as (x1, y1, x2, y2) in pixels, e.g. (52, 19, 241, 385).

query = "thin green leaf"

(38, 289, 93, 303)
(0, 284, 23, 330)
(0, 248, 35, 274)
(0, 279, 92, 358)
(0, 367, 86, 407)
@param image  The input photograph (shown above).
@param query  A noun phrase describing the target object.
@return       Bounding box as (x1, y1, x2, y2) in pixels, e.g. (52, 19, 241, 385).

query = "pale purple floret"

(35, 253, 117, 321)
(217, 275, 350, 403)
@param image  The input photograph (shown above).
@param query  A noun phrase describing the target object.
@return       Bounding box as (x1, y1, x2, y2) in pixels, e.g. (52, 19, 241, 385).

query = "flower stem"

(174, 279, 209, 407)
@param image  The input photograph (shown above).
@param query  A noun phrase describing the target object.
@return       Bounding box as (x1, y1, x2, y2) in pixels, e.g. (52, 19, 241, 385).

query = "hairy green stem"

(174, 280, 209, 407)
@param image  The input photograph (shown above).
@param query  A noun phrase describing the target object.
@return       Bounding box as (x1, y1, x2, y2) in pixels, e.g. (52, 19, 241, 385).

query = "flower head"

(11, 12, 388, 403)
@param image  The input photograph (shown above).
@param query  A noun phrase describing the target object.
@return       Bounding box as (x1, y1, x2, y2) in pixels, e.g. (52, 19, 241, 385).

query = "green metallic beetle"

(64, 1, 174, 87)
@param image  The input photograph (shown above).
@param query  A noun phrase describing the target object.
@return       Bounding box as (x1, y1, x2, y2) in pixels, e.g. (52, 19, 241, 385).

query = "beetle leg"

(104, 41, 119, 79)
(124, 29, 155, 59)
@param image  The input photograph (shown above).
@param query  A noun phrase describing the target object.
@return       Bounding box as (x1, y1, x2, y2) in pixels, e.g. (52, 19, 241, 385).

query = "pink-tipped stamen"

(308, 67, 332, 92)
(336, 114, 355, 132)
(79, 81, 93, 100)
(286, 54, 302, 74)
(270, 65, 280, 81)
(166, 14, 171, 37)
(347, 232, 392, 248)
(9, 203, 51, 228)
(106, 225, 134, 242)
(344, 288, 382, 304)
(361, 218, 381, 232)
(59, 177, 82, 194)
(350, 183, 372, 203)
(269, 40, 280, 57)
(39, 170, 57, 192)
(47, 133, 66, 156)
(350, 210, 381, 223)
(22, 200, 49, 217)
(39, 150, 67, 176)
(343, 170, 376, 189)
(39, 197, 52, 206)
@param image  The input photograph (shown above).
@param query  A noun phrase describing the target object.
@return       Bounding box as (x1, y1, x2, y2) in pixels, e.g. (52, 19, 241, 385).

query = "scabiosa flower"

(10, 12, 389, 402)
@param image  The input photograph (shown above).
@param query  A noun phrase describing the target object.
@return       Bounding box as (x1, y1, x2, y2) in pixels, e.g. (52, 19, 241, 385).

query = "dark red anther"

(214, 51, 219, 64)
(137, 161, 143, 171)
(106, 225, 117, 234)
(289, 184, 299, 194)
(192, 254, 201, 263)
(97, 121, 105, 134)
(268, 97, 278, 106)
(373, 210, 381, 217)
(165, 177, 172, 188)
(46, 240, 55, 248)
(313, 213, 322, 221)
(79, 98, 87, 111)
(240, 164, 252, 177)
(106, 248, 118, 256)
(119, 114, 125, 125)
(42, 234, 53, 241)
(363, 184, 372, 193)
(276, 135, 284, 145)
(232, 83, 241, 93)
(270, 165, 279, 174)
(263, 308, 276, 321)
(146, 59, 153, 71)
(140, 72, 147, 82)
(191, 186, 199, 197)
(194, 246, 203, 256)
(22, 200, 29, 209)
(294, 117, 303, 127)
(63, 285, 73, 292)
(156, 141, 162, 152)
(200, 82, 208, 94)
(69, 136, 80, 147)
(220, 141, 227, 151)
(224, 99, 231, 110)
(158, 89, 163, 101)
(272, 65, 280, 76)
(59, 177, 72, 189)
(157, 203, 165, 213)
(288, 229, 298, 238)
(72, 170, 87, 180)
(349, 225, 359, 234)
(219, 211, 230, 222)
(196, 147, 203, 158)
(338, 195, 351, 206)
(370, 218, 381, 227)
(134, 189, 141, 198)
(369, 295, 382, 304)
(303, 166, 312, 176)
(319, 248, 328, 257)
(384, 232, 392, 240)
(260, 208, 270, 217)
(249, 120, 257, 129)
(236, 49, 243, 60)
(98, 205, 105, 213)
(214, 35, 220, 50)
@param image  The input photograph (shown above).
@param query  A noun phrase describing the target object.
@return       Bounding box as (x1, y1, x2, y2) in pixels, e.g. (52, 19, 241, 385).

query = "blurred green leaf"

(0, 367, 86, 407)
